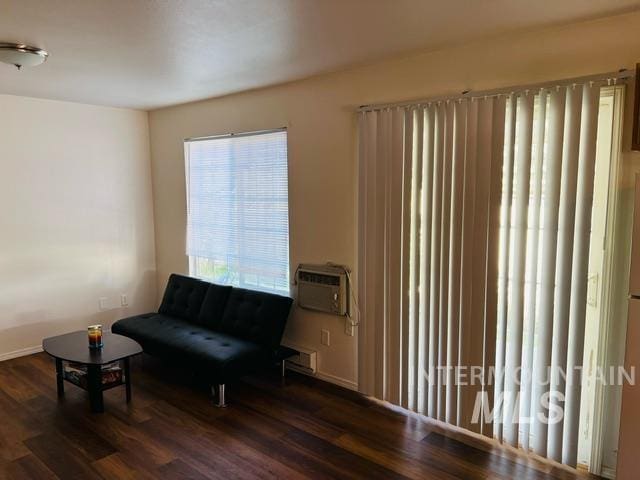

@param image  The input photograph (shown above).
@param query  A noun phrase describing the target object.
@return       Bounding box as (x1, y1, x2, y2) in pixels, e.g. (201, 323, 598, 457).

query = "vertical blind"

(358, 79, 611, 467)
(185, 129, 290, 295)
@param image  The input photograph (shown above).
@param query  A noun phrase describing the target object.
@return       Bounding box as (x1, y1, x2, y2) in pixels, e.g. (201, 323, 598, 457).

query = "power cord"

(344, 268, 361, 327)
(325, 262, 360, 328)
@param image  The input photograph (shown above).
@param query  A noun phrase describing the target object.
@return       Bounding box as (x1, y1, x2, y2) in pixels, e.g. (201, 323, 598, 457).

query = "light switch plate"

(121, 294, 129, 307)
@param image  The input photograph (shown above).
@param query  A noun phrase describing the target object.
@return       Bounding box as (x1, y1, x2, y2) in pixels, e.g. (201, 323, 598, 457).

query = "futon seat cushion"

(112, 314, 270, 382)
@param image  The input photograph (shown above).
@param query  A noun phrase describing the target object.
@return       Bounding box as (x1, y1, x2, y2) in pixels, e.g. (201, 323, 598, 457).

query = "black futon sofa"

(112, 273, 293, 407)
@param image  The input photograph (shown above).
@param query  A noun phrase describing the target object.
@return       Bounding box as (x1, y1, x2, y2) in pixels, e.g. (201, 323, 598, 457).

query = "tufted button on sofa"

(112, 273, 293, 407)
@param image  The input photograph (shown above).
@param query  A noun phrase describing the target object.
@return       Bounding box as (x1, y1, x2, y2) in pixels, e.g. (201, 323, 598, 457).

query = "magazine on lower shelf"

(63, 361, 123, 388)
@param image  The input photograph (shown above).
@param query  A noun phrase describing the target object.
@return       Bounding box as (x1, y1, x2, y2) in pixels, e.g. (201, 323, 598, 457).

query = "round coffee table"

(43, 331, 142, 413)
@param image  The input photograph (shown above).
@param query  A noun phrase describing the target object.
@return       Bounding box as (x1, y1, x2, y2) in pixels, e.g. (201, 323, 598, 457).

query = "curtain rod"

(185, 127, 287, 143)
(357, 69, 633, 112)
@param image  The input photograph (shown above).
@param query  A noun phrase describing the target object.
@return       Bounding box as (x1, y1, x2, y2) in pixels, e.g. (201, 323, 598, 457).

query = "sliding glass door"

(357, 79, 627, 471)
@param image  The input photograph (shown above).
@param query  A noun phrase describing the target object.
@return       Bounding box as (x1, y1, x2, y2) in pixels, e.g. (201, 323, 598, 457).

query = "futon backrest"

(199, 281, 233, 327)
(216, 287, 293, 350)
(159, 274, 292, 349)
(158, 274, 210, 324)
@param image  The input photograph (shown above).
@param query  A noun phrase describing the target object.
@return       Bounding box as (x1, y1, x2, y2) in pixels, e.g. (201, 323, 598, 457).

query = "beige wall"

(148, 11, 640, 389)
(0, 95, 156, 358)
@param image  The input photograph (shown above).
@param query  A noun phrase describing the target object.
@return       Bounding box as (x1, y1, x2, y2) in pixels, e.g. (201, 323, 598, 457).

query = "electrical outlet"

(98, 297, 109, 311)
(321, 329, 330, 346)
(121, 294, 129, 307)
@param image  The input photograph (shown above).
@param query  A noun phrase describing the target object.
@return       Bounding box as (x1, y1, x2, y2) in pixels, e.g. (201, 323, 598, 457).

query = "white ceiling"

(1, 0, 639, 110)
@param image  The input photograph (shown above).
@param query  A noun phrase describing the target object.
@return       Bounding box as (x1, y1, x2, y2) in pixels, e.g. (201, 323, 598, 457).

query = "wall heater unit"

(284, 345, 317, 374)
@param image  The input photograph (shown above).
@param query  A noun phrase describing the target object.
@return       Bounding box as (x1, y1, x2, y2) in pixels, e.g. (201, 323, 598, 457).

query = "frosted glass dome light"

(0, 43, 48, 70)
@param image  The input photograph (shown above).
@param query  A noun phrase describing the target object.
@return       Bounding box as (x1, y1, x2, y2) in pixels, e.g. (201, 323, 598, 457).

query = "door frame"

(589, 84, 626, 476)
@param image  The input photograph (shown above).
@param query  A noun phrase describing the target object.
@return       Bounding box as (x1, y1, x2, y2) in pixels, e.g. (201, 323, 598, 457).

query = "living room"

(2, 1, 640, 478)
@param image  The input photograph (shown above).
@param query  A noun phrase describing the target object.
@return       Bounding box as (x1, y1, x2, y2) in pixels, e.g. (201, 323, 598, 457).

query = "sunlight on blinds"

(358, 79, 625, 469)
(185, 130, 290, 295)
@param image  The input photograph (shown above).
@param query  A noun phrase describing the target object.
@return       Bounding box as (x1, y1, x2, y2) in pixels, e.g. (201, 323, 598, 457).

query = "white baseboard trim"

(281, 340, 359, 391)
(0, 345, 43, 362)
(2, 340, 362, 392)
(600, 466, 616, 479)
(0, 329, 114, 363)
(285, 363, 358, 391)
(314, 371, 359, 391)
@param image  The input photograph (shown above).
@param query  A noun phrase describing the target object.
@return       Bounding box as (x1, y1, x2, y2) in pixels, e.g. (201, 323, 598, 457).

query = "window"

(184, 129, 290, 295)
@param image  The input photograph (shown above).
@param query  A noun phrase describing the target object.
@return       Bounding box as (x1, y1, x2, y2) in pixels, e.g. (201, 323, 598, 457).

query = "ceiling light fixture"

(0, 42, 49, 70)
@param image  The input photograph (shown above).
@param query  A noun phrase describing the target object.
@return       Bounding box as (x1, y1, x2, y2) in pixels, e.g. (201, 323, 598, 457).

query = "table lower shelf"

(55, 357, 133, 412)
(62, 360, 125, 392)
(62, 372, 125, 392)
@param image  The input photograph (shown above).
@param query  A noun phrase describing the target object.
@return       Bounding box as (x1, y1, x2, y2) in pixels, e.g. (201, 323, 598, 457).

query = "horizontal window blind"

(185, 130, 290, 295)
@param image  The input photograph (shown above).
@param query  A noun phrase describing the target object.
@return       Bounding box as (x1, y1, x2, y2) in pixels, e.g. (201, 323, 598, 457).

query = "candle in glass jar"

(88, 325, 103, 348)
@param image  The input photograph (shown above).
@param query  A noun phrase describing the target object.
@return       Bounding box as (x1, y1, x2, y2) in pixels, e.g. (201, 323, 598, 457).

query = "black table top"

(42, 331, 142, 365)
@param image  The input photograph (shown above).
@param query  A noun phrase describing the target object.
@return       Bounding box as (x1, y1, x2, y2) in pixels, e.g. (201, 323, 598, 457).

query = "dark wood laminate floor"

(0, 352, 600, 479)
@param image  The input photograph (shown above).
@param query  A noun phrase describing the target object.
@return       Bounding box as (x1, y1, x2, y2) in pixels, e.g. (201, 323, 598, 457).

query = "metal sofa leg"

(212, 384, 227, 408)
(281, 360, 286, 378)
